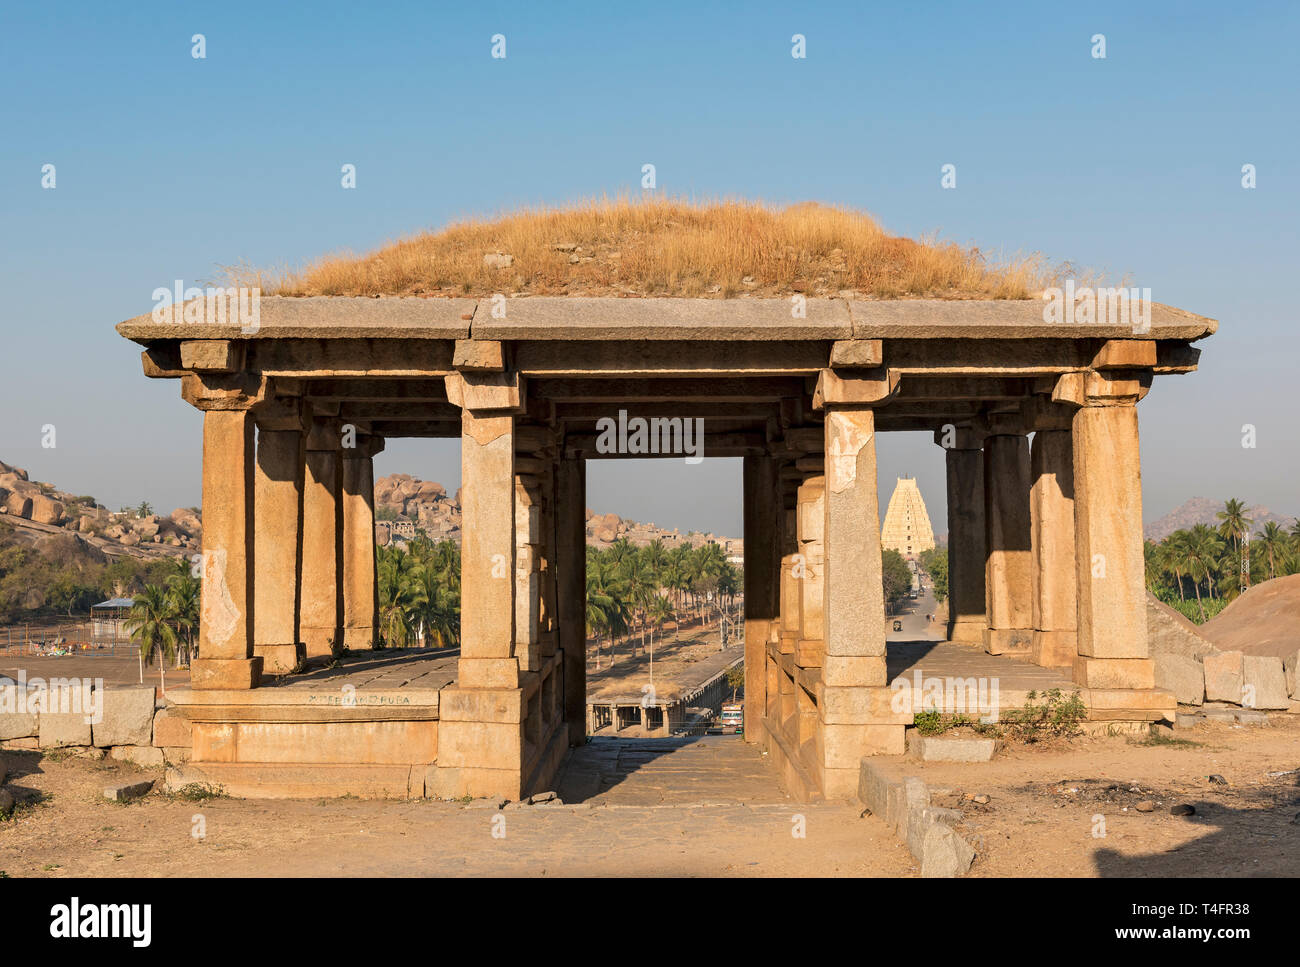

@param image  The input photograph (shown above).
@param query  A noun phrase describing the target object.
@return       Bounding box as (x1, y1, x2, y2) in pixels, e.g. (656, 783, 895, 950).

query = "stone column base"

(984, 627, 1032, 657)
(253, 643, 305, 676)
(190, 658, 263, 690)
(341, 627, 375, 651)
(947, 616, 987, 645)
(1073, 656, 1155, 690)
(1030, 629, 1077, 668)
(301, 627, 338, 660)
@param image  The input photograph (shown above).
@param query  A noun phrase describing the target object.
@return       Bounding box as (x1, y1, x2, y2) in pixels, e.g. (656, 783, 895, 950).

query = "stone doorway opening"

(582, 457, 746, 743)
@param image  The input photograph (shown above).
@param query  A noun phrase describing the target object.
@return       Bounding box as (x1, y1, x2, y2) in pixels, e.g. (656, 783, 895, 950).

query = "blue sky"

(1, 1, 1295, 537)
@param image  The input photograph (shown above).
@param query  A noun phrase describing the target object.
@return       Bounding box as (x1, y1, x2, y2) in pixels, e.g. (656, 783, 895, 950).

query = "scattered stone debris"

(103, 780, 153, 803)
(1136, 800, 1155, 812)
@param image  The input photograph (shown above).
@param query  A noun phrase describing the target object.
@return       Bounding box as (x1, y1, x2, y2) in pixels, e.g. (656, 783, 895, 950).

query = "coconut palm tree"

(377, 546, 424, 647)
(165, 562, 200, 667)
(125, 584, 178, 693)
(1257, 522, 1291, 580)
(1216, 499, 1252, 583)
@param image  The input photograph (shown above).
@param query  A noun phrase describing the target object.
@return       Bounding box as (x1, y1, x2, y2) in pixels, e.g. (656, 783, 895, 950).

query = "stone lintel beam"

(445, 370, 524, 413)
(180, 372, 269, 411)
(783, 427, 825, 452)
(829, 338, 883, 368)
(180, 339, 245, 373)
(1154, 341, 1201, 374)
(366, 420, 460, 438)
(812, 367, 899, 410)
(531, 376, 807, 403)
(565, 431, 767, 459)
(1019, 395, 1075, 432)
(896, 375, 1034, 401)
(338, 401, 461, 422)
(246, 338, 456, 378)
(1052, 369, 1152, 408)
(304, 378, 449, 402)
(933, 426, 987, 450)
(141, 345, 185, 379)
(453, 339, 507, 372)
(975, 410, 1030, 437)
(1091, 339, 1156, 370)
(515, 340, 829, 377)
(251, 395, 308, 433)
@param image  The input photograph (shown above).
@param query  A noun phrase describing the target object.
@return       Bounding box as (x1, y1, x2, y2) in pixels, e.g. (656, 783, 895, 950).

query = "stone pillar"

(252, 398, 306, 676)
(938, 430, 987, 644)
(795, 476, 826, 669)
(983, 432, 1033, 656)
(181, 373, 264, 690)
(1072, 400, 1152, 684)
(427, 370, 530, 801)
(514, 477, 543, 672)
(193, 408, 260, 687)
(458, 408, 516, 684)
(742, 455, 779, 745)
(341, 432, 382, 651)
(820, 396, 906, 800)
(556, 454, 587, 746)
(301, 417, 344, 661)
(1029, 427, 1077, 667)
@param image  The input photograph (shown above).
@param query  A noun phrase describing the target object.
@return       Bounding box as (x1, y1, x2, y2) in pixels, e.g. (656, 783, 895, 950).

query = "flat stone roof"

(116, 295, 1217, 344)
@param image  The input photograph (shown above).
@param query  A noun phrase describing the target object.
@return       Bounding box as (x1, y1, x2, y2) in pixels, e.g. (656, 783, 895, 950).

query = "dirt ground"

(1, 716, 1297, 877)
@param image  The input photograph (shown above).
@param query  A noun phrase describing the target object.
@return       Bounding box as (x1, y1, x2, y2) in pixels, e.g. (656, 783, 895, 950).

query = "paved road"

(887, 583, 943, 642)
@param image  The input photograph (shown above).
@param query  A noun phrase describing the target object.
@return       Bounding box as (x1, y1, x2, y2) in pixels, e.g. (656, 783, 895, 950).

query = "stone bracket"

(446, 370, 525, 413)
(180, 371, 269, 411)
(812, 367, 899, 410)
(829, 338, 883, 369)
(180, 339, 245, 373)
(1052, 369, 1152, 408)
(453, 339, 507, 372)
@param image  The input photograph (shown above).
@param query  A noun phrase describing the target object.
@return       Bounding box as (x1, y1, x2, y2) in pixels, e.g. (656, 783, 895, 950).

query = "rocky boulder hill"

(374, 473, 740, 551)
(0, 459, 195, 560)
(1145, 497, 1297, 542)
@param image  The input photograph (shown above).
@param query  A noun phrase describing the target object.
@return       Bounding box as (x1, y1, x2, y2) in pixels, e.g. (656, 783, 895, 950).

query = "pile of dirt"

(1200, 574, 1300, 659)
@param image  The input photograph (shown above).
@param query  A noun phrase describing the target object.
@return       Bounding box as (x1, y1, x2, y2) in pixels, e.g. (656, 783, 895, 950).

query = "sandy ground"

(3, 715, 1298, 877)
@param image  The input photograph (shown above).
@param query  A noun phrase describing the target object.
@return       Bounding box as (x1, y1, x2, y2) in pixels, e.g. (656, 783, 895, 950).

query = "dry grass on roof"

(236, 197, 1053, 300)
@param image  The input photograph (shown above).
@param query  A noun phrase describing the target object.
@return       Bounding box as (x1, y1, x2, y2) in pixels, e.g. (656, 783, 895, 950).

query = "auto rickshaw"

(892, 619, 903, 632)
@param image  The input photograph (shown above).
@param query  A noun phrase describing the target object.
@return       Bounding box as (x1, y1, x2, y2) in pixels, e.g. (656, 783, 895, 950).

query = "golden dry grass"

(232, 197, 1054, 300)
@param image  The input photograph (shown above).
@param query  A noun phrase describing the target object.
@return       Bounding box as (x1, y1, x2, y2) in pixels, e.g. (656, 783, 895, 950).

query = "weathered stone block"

(1241, 655, 1290, 710)
(39, 710, 92, 747)
(1153, 652, 1204, 706)
(821, 655, 888, 687)
(152, 708, 192, 748)
(109, 745, 165, 768)
(1073, 657, 1155, 690)
(906, 732, 996, 762)
(92, 687, 156, 747)
(1203, 651, 1244, 704)
(104, 779, 154, 802)
(1284, 650, 1299, 699)
(190, 658, 262, 690)
(0, 685, 39, 739)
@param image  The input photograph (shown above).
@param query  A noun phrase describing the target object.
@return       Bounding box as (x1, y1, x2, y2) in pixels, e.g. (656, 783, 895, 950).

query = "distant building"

(880, 476, 935, 558)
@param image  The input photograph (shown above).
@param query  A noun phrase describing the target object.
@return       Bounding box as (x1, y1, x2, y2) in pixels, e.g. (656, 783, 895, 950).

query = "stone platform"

(165, 648, 457, 798)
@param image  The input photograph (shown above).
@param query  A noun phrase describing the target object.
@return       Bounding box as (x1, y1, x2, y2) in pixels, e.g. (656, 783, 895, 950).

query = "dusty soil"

(1, 717, 1297, 877)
